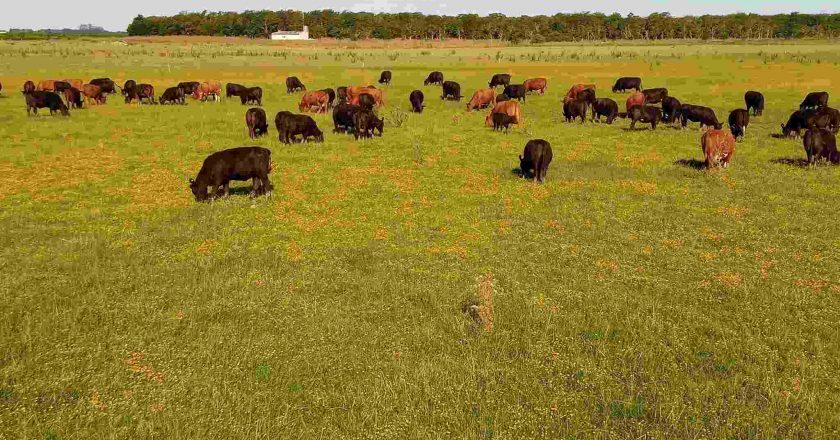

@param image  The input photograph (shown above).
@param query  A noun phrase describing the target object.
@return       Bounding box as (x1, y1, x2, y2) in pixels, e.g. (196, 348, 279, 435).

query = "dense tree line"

(126, 10, 840, 41)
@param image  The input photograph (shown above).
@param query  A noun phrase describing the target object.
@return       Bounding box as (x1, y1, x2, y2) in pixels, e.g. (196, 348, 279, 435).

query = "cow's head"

(519, 155, 533, 178)
(189, 178, 207, 202)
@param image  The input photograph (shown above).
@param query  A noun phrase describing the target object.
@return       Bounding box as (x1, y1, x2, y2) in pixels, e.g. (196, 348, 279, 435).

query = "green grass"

(1, 40, 839, 439)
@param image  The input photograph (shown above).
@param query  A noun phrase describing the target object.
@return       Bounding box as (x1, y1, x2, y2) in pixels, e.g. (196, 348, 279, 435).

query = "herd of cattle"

(8, 69, 839, 201)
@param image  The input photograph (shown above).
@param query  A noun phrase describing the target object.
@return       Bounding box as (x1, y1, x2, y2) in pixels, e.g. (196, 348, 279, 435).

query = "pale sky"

(2, 1, 837, 32)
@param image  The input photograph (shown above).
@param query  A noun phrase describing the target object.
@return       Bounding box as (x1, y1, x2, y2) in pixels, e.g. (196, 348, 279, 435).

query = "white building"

(271, 26, 310, 41)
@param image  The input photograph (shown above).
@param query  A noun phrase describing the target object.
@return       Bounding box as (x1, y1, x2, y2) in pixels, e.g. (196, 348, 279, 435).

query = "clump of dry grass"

(462, 273, 495, 333)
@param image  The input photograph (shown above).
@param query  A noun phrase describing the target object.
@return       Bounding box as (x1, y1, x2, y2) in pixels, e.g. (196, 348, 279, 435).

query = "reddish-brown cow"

(701, 129, 736, 169)
(485, 101, 523, 127)
(299, 91, 331, 113)
(346, 86, 384, 108)
(466, 88, 496, 111)
(564, 83, 596, 103)
(523, 78, 548, 95)
(193, 81, 222, 101)
(625, 91, 646, 112)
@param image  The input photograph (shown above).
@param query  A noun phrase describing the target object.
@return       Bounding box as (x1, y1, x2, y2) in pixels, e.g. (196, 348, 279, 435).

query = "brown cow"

(82, 84, 105, 105)
(193, 81, 222, 102)
(701, 129, 736, 169)
(64, 79, 84, 90)
(466, 88, 496, 111)
(36, 80, 58, 92)
(523, 78, 548, 95)
(299, 91, 330, 114)
(625, 92, 646, 112)
(346, 86, 384, 108)
(484, 101, 523, 127)
(564, 83, 596, 103)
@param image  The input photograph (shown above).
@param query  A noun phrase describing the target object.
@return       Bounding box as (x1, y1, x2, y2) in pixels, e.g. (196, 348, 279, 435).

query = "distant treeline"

(2, 29, 126, 40)
(126, 10, 840, 41)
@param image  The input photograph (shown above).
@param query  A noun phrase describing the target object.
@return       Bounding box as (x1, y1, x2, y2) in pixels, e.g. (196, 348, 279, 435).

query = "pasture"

(0, 39, 839, 438)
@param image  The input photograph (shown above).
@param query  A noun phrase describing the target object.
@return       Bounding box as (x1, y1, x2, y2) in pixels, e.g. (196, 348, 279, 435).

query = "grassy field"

(1, 39, 839, 439)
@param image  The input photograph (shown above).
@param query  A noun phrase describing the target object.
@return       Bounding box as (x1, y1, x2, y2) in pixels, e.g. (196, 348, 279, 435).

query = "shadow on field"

(771, 158, 809, 167)
(674, 159, 705, 170)
(770, 133, 789, 139)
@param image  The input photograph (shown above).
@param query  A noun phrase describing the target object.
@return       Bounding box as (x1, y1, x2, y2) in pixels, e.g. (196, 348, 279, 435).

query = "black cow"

(178, 81, 200, 95)
(728, 109, 749, 140)
(496, 94, 510, 103)
(627, 105, 662, 130)
(800, 92, 828, 110)
(337, 86, 348, 104)
(662, 96, 681, 123)
(333, 103, 361, 133)
(160, 86, 186, 105)
(240, 87, 262, 106)
(519, 139, 553, 184)
(358, 93, 376, 110)
(492, 112, 515, 132)
(26, 91, 69, 116)
(90, 78, 119, 94)
(781, 109, 834, 138)
(189, 146, 273, 202)
(803, 128, 839, 165)
(642, 88, 668, 104)
(409, 90, 425, 113)
(745, 91, 764, 116)
(353, 110, 384, 140)
(286, 76, 306, 94)
(679, 104, 721, 129)
(226, 83, 248, 98)
(815, 107, 840, 133)
(612, 77, 642, 93)
(379, 71, 392, 85)
(489, 74, 511, 88)
(441, 81, 461, 101)
(563, 99, 587, 123)
(592, 98, 619, 124)
(321, 88, 336, 108)
(64, 87, 84, 109)
(246, 108, 268, 140)
(54, 81, 73, 93)
(503, 84, 526, 102)
(275, 112, 323, 144)
(122, 80, 137, 98)
(577, 88, 596, 113)
(424, 71, 444, 86)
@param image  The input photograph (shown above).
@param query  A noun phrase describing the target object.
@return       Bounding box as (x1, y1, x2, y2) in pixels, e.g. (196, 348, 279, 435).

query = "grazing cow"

(353, 110, 384, 140)
(159, 86, 186, 105)
(612, 77, 642, 93)
(299, 90, 330, 113)
(523, 78, 547, 95)
(347, 86, 384, 108)
(122, 80, 137, 99)
(337, 86, 348, 104)
(492, 113, 515, 132)
(424, 71, 444, 86)
(466, 88, 496, 111)
(193, 81, 222, 102)
(333, 103, 361, 133)
(485, 101, 523, 127)
(178, 81, 200, 95)
(63, 87, 84, 109)
(63, 79, 84, 91)
(245, 108, 268, 140)
(662, 96, 682, 123)
(240, 87, 263, 106)
(563, 99, 588, 123)
(701, 129, 736, 169)
(226, 83, 248, 99)
(780, 109, 835, 138)
(728, 109, 749, 140)
(489, 74, 511, 88)
(25, 91, 69, 116)
(275, 112, 324, 144)
(321, 88, 336, 108)
(23, 81, 36, 94)
(89, 78, 119, 94)
(441, 81, 462, 101)
(127, 84, 156, 105)
(679, 104, 721, 130)
(189, 146, 273, 202)
(626, 105, 662, 130)
(592, 98, 619, 124)
(520, 139, 553, 184)
(642, 88, 668, 104)
(358, 93, 376, 111)
(36, 80, 57, 92)
(564, 84, 596, 103)
(286, 76, 306, 94)
(803, 128, 839, 165)
(800, 91, 829, 110)
(379, 71, 392, 85)
(82, 84, 105, 106)
(409, 90, 425, 113)
(503, 84, 526, 102)
(496, 94, 510, 103)
(745, 91, 764, 116)
(815, 106, 840, 133)
(625, 91, 646, 112)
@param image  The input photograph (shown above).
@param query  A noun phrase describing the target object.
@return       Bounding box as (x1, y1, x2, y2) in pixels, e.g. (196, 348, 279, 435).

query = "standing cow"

(701, 129, 736, 169)
(189, 146, 273, 202)
(612, 77, 642, 93)
(441, 81, 461, 101)
(728, 109, 749, 140)
(489, 74, 511, 89)
(245, 108, 269, 140)
(803, 128, 839, 165)
(745, 91, 764, 116)
(519, 140, 553, 184)
(523, 78, 547, 95)
(286, 77, 306, 94)
(409, 90, 425, 113)
(379, 71, 392, 85)
(424, 71, 444, 86)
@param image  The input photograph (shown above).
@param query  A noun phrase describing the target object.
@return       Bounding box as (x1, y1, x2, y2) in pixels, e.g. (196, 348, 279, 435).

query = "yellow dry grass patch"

(565, 140, 591, 161)
(715, 272, 743, 288)
(109, 168, 190, 212)
(447, 167, 499, 196)
(618, 180, 657, 195)
(716, 206, 748, 219)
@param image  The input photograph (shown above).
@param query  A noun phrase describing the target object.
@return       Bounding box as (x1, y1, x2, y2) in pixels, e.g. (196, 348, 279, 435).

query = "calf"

(275, 112, 324, 144)
(728, 109, 749, 140)
(642, 88, 668, 104)
(25, 91, 69, 116)
(409, 90, 425, 113)
(286, 76, 306, 94)
(441, 81, 462, 101)
(333, 103, 361, 133)
(489, 73, 511, 88)
(803, 127, 839, 165)
(466, 88, 496, 111)
(520, 139, 553, 183)
(63, 87, 84, 109)
(563, 99, 588, 123)
(245, 108, 268, 140)
(662, 96, 682, 123)
(321, 88, 336, 109)
(612, 77, 642, 93)
(485, 101, 523, 127)
(353, 110, 384, 140)
(503, 84, 526, 102)
(160, 86, 186, 105)
(800, 91, 828, 110)
(701, 129, 736, 169)
(189, 146, 273, 202)
(89, 78, 119, 94)
(240, 87, 263, 106)
(523, 78, 547, 95)
(679, 104, 721, 129)
(379, 71, 392, 85)
(492, 112, 515, 132)
(592, 98, 619, 124)
(626, 105, 662, 130)
(424, 71, 444, 86)
(745, 91, 764, 116)
(82, 84, 105, 106)
(226, 83, 248, 99)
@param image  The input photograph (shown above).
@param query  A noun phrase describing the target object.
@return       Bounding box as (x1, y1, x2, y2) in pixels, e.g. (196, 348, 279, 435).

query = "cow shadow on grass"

(769, 133, 789, 139)
(674, 159, 706, 170)
(771, 158, 809, 167)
